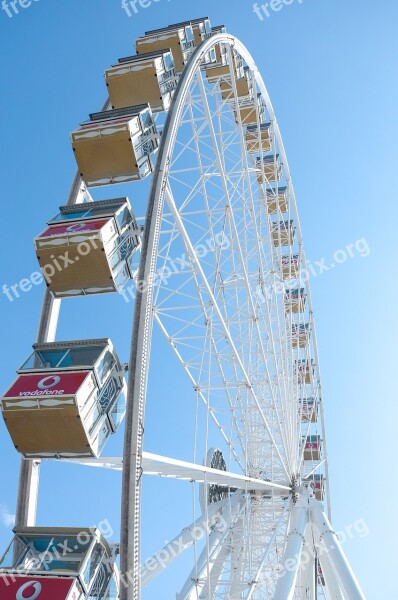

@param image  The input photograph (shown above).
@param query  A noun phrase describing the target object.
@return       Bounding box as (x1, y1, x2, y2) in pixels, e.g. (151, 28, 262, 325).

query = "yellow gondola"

(303, 435, 322, 461)
(1, 339, 126, 458)
(71, 105, 159, 187)
(300, 398, 318, 422)
(256, 153, 282, 183)
(206, 49, 244, 83)
(281, 254, 300, 280)
(136, 23, 195, 73)
(105, 49, 177, 112)
(271, 220, 295, 246)
(291, 323, 309, 348)
(246, 122, 272, 154)
(34, 198, 139, 297)
(285, 288, 306, 313)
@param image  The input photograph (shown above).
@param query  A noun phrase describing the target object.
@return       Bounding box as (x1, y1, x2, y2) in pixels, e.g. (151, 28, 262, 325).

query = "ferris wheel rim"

(120, 32, 330, 600)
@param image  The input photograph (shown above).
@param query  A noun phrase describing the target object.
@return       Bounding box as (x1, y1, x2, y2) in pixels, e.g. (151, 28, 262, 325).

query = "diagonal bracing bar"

(59, 452, 290, 494)
(140, 495, 238, 587)
(177, 500, 244, 600)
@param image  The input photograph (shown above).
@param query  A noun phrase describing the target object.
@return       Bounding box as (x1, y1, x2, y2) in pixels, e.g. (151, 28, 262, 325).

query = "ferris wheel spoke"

(173, 93, 289, 479)
(141, 496, 235, 588)
(225, 51, 291, 406)
(210, 64, 294, 474)
(155, 240, 258, 474)
(246, 501, 291, 600)
(153, 236, 254, 472)
(230, 513, 254, 598)
(153, 312, 250, 475)
(177, 500, 245, 600)
(218, 498, 290, 599)
(198, 533, 233, 599)
(163, 183, 290, 479)
(302, 459, 326, 482)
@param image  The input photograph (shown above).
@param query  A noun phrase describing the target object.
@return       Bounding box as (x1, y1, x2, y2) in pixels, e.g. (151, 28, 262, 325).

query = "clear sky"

(0, 1, 397, 598)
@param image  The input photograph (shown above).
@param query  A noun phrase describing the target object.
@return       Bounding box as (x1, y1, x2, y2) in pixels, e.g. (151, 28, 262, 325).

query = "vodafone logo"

(38, 376, 61, 390)
(16, 581, 42, 600)
(0, 575, 75, 599)
(66, 223, 87, 232)
(5, 372, 88, 400)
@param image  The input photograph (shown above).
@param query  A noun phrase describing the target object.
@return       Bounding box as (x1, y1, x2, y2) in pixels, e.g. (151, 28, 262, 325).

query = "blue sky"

(0, 1, 397, 597)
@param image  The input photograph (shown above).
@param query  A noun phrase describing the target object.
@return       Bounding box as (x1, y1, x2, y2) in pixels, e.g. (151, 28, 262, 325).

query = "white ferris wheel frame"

(13, 32, 366, 600)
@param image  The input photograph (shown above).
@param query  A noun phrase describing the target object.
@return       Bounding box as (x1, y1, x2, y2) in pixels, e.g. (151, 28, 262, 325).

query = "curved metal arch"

(120, 32, 330, 600)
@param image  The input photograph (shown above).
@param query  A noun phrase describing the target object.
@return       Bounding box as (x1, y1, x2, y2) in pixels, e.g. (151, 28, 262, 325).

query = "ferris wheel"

(0, 16, 366, 600)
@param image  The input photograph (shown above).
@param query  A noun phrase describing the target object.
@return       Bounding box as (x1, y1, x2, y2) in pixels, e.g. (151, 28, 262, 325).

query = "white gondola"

(1, 339, 126, 458)
(0, 527, 119, 600)
(71, 105, 159, 186)
(34, 198, 140, 297)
